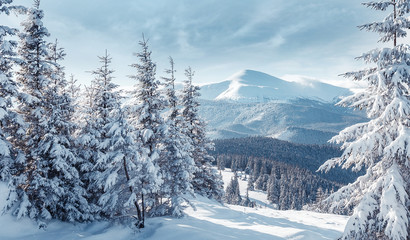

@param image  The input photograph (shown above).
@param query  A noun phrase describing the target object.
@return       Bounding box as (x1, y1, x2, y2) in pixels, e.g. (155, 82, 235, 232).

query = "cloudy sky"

(8, 0, 391, 88)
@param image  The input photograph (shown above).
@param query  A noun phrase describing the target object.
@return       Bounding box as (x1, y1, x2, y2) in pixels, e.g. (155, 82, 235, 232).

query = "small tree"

(241, 189, 255, 208)
(224, 173, 241, 205)
(319, 1, 410, 239)
(216, 157, 225, 171)
(267, 175, 280, 205)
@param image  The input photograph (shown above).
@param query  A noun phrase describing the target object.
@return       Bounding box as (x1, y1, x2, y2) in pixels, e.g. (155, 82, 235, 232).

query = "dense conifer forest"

(211, 137, 364, 210)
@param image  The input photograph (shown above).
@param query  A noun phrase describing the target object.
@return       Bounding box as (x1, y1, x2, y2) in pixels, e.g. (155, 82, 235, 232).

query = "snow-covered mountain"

(197, 70, 364, 144)
(199, 99, 366, 144)
(200, 70, 352, 103)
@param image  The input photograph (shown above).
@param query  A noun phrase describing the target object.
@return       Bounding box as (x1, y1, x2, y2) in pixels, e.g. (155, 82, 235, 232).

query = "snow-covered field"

(0, 170, 348, 240)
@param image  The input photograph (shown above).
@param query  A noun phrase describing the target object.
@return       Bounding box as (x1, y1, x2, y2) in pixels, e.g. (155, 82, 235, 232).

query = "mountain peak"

(227, 69, 284, 86)
(200, 70, 351, 103)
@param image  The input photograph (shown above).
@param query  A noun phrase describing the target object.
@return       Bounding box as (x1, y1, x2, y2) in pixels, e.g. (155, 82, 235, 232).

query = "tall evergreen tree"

(0, 0, 25, 181)
(319, 1, 410, 239)
(159, 57, 196, 217)
(77, 50, 121, 218)
(127, 37, 164, 227)
(6, 1, 89, 225)
(45, 39, 90, 222)
(98, 105, 145, 221)
(181, 67, 223, 200)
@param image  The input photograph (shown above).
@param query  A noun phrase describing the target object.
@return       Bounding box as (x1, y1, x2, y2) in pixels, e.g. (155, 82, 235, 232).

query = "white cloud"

(281, 74, 367, 92)
(0, 0, 390, 87)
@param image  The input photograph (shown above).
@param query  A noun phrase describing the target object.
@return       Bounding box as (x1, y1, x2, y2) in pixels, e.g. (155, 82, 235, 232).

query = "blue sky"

(10, 0, 390, 88)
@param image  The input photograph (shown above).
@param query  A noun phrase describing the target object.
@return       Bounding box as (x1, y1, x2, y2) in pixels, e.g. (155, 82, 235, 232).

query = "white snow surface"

(200, 70, 352, 103)
(0, 170, 348, 240)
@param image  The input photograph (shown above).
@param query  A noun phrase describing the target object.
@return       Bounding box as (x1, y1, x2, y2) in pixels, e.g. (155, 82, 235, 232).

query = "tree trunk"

(141, 193, 145, 227)
(123, 158, 144, 228)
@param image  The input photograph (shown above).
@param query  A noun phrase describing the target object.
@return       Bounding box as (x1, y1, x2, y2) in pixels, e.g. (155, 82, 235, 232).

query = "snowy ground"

(0, 169, 348, 240)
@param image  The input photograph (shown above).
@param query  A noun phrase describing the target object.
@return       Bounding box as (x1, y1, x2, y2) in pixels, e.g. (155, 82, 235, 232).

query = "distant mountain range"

(197, 70, 366, 144)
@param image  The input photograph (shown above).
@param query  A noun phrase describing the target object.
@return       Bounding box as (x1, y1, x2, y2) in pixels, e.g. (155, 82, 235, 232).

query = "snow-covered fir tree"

(247, 172, 254, 191)
(64, 74, 82, 127)
(98, 105, 147, 221)
(266, 170, 280, 206)
(76, 50, 122, 219)
(224, 173, 241, 205)
(0, 0, 25, 181)
(315, 187, 326, 204)
(319, 1, 410, 239)
(181, 67, 223, 200)
(127, 37, 164, 227)
(66, 74, 81, 100)
(241, 188, 255, 208)
(159, 57, 196, 217)
(216, 157, 225, 171)
(42, 39, 90, 222)
(6, 1, 89, 225)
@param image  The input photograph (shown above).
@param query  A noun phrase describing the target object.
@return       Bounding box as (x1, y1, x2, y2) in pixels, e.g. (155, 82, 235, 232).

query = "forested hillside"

(211, 137, 363, 210)
(199, 98, 367, 144)
(212, 137, 361, 184)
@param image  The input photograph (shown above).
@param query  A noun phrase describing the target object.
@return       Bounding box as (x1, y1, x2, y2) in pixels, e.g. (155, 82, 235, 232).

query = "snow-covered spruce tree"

(66, 74, 79, 97)
(64, 74, 82, 127)
(0, 0, 25, 181)
(224, 173, 241, 205)
(319, 1, 410, 239)
(6, 1, 90, 225)
(158, 57, 196, 217)
(98, 104, 148, 221)
(181, 67, 223, 200)
(77, 50, 122, 219)
(241, 188, 255, 208)
(65, 74, 81, 108)
(216, 157, 225, 171)
(267, 172, 280, 206)
(42, 39, 91, 222)
(127, 37, 163, 227)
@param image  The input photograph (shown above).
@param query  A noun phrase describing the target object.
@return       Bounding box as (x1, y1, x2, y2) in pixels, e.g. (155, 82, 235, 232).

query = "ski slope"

(0, 170, 348, 240)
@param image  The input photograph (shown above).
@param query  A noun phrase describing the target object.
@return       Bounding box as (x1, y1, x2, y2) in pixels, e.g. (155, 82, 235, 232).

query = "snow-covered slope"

(0, 172, 348, 240)
(145, 195, 347, 240)
(200, 70, 352, 103)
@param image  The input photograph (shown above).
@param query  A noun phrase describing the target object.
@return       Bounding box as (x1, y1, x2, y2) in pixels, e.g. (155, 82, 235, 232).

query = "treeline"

(0, 1, 222, 228)
(212, 137, 363, 184)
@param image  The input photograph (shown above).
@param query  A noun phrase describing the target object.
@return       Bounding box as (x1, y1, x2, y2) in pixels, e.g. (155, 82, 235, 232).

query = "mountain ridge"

(198, 98, 366, 144)
(199, 70, 352, 103)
